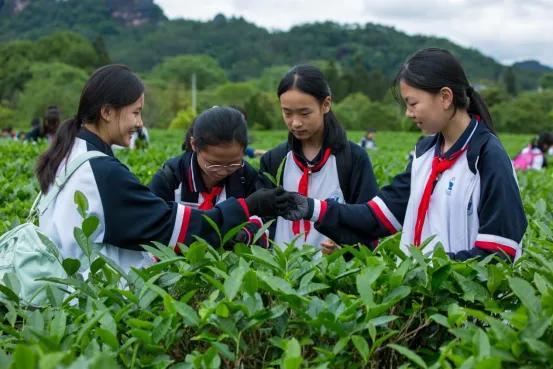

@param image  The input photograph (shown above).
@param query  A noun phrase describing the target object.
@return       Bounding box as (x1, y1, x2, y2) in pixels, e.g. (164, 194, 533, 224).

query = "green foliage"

(253, 65, 290, 92)
(15, 62, 88, 126)
(0, 40, 38, 101)
(0, 106, 16, 128)
(143, 78, 192, 129)
(168, 109, 196, 131)
(0, 129, 551, 368)
(503, 67, 518, 96)
(539, 73, 553, 90)
(334, 93, 401, 131)
(0, 31, 107, 104)
(1, 212, 553, 368)
(492, 90, 553, 133)
(211, 82, 258, 107)
(150, 55, 227, 90)
(244, 92, 280, 130)
(479, 86, 511, 108)
(0, 24, 550, 133)
(34, 31, 106, 71)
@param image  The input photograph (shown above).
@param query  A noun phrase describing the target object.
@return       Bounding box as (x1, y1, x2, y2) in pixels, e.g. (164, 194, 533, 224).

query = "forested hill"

(1, 0, 549, 88)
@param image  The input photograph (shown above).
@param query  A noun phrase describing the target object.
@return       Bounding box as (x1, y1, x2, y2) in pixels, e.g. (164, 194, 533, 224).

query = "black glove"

(245, 187, 296, 217)
(229, 221, 269, 249)
(281, 192, 315, 221)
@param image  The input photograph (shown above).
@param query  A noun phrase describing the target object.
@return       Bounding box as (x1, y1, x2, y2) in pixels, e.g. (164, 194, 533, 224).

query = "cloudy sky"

(155, 0, 553, 67)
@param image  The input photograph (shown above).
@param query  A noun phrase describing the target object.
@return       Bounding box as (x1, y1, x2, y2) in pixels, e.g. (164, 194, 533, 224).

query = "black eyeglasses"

(203, 160, 245, 173)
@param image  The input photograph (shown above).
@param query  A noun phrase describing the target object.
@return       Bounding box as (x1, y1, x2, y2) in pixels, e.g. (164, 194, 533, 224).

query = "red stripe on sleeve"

(177, 206, 193, 244)
(318, 200, 328, 223)
(367, 200, 397, 235)
(237, 198, 250, 218)
(475, 241, 516, 257)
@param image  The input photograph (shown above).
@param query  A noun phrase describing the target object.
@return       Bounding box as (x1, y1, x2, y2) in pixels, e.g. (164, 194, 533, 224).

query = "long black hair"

(36, 64, 144, 193)
(393, 48, 494, 132)
(183, 106, 248, 152)
(277, 64, 347, 151)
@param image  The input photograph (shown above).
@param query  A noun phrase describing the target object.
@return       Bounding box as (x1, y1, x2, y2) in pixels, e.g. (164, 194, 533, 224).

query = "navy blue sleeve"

(469, 137, 527, 260)
(148, 156, 181, 202)
(348, 143, 378, 203)
(92, 157, 249, 251)
(314, 200, 380, 245)
(313, 160, 412, 244)
(365, 160, 412, 236)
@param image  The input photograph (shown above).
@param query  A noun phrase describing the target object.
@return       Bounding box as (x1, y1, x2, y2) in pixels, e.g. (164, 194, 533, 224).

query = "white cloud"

(154, 0, 553, 66)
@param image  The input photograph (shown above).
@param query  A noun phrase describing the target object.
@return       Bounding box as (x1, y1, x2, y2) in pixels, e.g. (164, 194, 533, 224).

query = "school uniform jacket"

(308, 119, 527, 260)
(259, 133, 378, 249)
(149, 151, 258, 207)
(149, 152, 268, 247)
(39, 129, 251, 273)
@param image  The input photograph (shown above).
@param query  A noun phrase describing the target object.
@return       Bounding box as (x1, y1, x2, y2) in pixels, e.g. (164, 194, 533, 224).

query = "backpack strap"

(161, 163, 180, 190)
(35, 151, 108, 216)
(266, 142, 289, 182)
(335, 141, 353, 202)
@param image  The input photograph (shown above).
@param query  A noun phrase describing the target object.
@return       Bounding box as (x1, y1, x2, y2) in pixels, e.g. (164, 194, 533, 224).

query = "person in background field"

(149, 106, 267, 247)
(359, 128, 377, 150)
(258, 64, 378, 254)
(35, 64, 290, 273)
(281, 48, 527, 262)
(512, 132, 553, 171)
(31, 117, 40, 130)
(26, 106, 60, 142)
(1, 126, 16, 140)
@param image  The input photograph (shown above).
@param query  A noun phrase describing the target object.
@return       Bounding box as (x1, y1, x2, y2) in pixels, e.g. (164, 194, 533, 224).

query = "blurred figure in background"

(26, 106, 60, 142)
(513, 132, 553, 171)
(359, 128, 377, 150)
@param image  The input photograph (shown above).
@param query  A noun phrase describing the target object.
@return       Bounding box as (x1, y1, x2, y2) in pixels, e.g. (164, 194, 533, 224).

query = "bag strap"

(336, 141, 353, 202)
(35, 151, 107, 215)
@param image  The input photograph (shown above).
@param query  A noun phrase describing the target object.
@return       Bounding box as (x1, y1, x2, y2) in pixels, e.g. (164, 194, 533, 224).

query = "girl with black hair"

(26, 105, 61, 142)
(36, 65, 288, 272)
(149, 106, 267, 246)
(282, 49, 527, 261)
(259, 64, 378, 252)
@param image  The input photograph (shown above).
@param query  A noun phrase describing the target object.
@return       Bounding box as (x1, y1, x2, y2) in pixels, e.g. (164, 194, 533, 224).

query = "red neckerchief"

(198, 186, 223, 210)
(291, 148, 332, 238)
(414, 148, 466, 246)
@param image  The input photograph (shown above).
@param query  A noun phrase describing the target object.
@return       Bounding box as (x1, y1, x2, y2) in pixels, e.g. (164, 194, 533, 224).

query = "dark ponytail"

(277, 64, 347, 151)
(394, 48, 494, 133)
(466, 88, 493, 129)
(36, 64, 144, 193)
(182, 106, 248, 152)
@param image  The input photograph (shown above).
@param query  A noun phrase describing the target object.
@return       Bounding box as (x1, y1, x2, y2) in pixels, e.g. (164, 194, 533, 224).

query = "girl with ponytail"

(280, 49, 527, 262)
(36, 64, 289, 273)
(258, 64, 378, 253)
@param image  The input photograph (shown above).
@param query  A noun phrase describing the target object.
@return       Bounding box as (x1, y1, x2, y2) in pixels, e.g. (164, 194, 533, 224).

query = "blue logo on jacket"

(446, 177, 455, 195)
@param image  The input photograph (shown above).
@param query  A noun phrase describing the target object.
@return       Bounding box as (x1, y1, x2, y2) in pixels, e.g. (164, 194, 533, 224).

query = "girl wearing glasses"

(36, 66, 288, 273)
(149, 106, 270, 246)
(150, 106, 258, 208)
